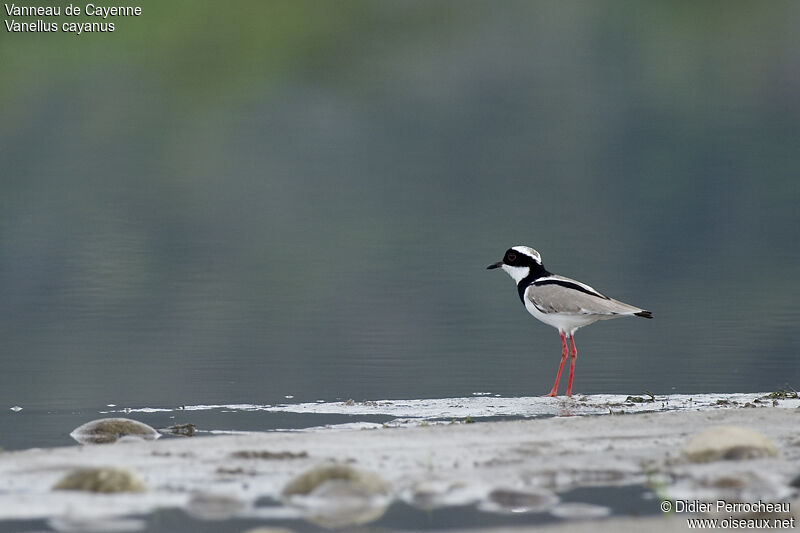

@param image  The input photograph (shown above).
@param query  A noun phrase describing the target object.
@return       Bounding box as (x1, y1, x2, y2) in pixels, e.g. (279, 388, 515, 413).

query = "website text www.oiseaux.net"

(661, 499, 794, 529)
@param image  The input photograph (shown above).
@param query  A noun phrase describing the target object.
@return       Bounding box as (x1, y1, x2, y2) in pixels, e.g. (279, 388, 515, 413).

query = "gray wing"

(527, 276, 645, 317)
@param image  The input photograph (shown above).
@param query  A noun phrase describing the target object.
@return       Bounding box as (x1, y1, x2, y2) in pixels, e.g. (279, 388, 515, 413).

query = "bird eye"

(507, 253, 517, 262)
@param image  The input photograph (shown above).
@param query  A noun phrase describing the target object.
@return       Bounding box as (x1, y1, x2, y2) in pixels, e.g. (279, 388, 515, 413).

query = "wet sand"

(1, 394, 798, 530)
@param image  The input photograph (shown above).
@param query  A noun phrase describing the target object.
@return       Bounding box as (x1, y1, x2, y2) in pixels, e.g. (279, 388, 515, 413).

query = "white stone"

(683, 426, 779, 463)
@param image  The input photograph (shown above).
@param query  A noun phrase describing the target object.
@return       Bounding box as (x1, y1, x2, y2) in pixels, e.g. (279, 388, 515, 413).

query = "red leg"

(565, 334, 578, 397)
(546, 332, 568, 397)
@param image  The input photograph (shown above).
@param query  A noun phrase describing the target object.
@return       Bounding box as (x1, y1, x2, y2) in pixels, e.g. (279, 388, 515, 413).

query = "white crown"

(511, 245, 542, 264)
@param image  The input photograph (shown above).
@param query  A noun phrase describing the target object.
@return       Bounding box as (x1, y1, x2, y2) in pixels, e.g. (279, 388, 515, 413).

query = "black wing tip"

(635, 310, 654, 319)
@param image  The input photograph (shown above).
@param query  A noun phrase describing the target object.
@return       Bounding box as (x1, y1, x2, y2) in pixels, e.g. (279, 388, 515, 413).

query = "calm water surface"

(1, 5, 798, 532)
(1, 1, 798, 451)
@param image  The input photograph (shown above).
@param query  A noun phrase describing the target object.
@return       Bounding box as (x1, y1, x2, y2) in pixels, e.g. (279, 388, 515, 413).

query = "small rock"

(683, 426, 778, 463)
(282, 464, 389, 497)
(53, 467, 146, 493)
(70, 418, 159, 444)
(478, 487, 559, 514)
(164, 423, 196, 437)
(626, 393, 655, 403)
(711, 475, 747, 489)
(403, 479, 483, 509)
(692, 471, 785, 502)
(760, 390, 798, 400)
(282, 464, 391, 528)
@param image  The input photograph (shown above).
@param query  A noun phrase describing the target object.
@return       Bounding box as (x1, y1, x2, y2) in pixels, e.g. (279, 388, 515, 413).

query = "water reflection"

(1, 2, 799, 441)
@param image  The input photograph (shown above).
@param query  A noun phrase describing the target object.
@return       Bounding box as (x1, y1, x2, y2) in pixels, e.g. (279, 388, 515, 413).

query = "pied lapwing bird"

(488, 246, 652, 397)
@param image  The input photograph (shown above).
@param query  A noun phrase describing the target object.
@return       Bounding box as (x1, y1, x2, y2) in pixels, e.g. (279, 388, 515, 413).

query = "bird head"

(487, 246, 543, 283)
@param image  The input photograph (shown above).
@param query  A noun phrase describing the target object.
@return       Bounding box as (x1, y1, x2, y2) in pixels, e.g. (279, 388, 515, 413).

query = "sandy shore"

(1, 395, 798, 531)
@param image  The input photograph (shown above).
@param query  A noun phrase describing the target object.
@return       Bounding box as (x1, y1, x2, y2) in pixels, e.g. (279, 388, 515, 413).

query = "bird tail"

(634, 310, 653, 319)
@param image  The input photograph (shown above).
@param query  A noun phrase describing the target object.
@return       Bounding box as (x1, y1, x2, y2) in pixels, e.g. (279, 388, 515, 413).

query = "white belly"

(522, 297, 602, 335)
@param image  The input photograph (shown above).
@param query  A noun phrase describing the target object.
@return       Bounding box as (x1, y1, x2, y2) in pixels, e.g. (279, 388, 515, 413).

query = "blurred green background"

(1, 1, 798, 412)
